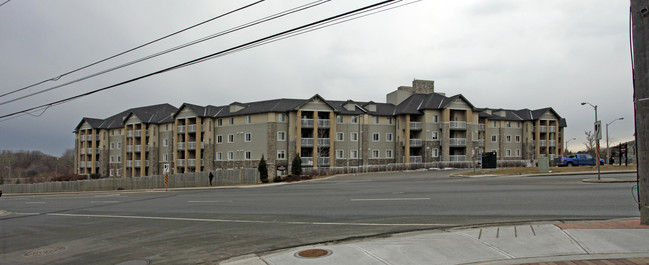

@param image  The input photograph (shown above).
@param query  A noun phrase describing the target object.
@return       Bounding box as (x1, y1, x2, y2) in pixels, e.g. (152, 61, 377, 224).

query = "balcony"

(177, 159, 185, 167)
(318, 157, 330, 166)
(410, 122, 422, 130)
(126, 161, 133, 167)
(409, 156, 423, 163)
(317, 119, 330, 128)
(87, 148, 93, 154)
(540, 140, 547, 147)
(127, 145, 133, 152)
(301, 138, 314, 147)
(450, 155, 466, 162)
(80, 149, 85, 154)
(450, 121, 467, 130)
(449, 138, 467, 146)
(177, 142, 186, 150)
(549, 126, 557, 133)
(410, 139, 423, 147)
(549, 140, 557, 147)
(301, 157, 314, 166)
(478, 124, 485, 131)
(188, 142, 197, 150)
(177, 125, 185, 134)
(134, 160, 141, 168)
(188, 159, 196, 167)
(539, 126, 547, 133)
(126, 131, 133, 138)
(134, 130, 141, 137)
(317, 138, 330, 147)
(187, 124, 197, 133)
(301, 119, 314, 128)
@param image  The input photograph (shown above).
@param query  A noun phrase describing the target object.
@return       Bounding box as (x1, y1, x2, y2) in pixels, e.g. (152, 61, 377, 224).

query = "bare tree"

(583, 130, 596, 156)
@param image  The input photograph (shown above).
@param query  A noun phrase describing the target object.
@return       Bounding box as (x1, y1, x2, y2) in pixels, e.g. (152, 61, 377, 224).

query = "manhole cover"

(295, 248, 332, 258)
(114, 260, 149, 265)
(24, 246, 67, 257)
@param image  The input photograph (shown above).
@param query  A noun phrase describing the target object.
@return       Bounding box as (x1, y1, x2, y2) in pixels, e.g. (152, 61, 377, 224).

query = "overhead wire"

(0, 0, 404, 121)
(0, 0, 332, 107)
(0, 0, 10, 8)
(0, 0, 266, 99)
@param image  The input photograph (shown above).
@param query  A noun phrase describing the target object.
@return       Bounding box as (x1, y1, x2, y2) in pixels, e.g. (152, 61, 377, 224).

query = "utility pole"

(631, 0, 649, 224)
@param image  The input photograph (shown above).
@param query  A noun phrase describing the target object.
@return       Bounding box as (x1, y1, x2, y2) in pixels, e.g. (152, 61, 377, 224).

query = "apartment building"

(74, 80, 566, 178)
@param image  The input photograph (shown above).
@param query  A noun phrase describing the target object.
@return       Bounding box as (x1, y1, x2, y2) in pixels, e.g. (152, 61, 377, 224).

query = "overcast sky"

(0, 0, 635, 156)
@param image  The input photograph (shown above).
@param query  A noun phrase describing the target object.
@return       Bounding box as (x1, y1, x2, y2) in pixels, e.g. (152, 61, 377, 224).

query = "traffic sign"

(163, 164, 170, 173)
(165, 174, 169, 185)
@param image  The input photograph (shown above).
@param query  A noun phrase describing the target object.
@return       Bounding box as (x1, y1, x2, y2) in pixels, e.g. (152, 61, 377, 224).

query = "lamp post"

(565, 137, 576, 155)
(606, 117, 624, 165)
(581, 102, 601, 180)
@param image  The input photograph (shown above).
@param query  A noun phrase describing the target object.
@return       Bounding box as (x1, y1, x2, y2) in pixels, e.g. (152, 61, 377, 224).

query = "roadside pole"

(631, 0, 649, 224)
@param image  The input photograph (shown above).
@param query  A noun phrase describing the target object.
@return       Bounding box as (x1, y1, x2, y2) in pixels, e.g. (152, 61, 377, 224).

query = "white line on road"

(350, 198, 430, 201)
(90, 201, 119, 203)
(45, 213, 451, 227)
(187, 200, 232, 203)
(25, 202, 45, 204)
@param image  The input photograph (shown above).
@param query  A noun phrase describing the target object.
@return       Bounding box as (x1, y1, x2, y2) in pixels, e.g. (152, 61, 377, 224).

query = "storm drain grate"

(24, 246, 67, 257)
(295, 248, 332, 259)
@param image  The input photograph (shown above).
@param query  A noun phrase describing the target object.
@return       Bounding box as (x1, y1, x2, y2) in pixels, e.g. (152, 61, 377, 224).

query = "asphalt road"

(0, 170, 640, 264)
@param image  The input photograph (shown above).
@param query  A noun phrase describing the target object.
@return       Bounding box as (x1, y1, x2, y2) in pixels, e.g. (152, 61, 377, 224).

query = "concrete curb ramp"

(220, 219, 649, 265)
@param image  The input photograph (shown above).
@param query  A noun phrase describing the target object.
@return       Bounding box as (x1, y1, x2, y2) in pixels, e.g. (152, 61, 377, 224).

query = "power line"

(0, 0, 11, 8)
(0, 0, 331, 107)
(0, 0, 265, 99)
(0, 0, 404, 121)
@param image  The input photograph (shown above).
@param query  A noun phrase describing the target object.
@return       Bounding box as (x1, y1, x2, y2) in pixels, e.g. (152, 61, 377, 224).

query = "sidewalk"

(220, 218, 649, 265)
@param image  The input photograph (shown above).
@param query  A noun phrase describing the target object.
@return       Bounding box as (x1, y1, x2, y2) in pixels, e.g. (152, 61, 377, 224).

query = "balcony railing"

(410, 122, 422, 130)
(450, 155, 466, 162)
(478, 124, 485, 131)
(301, 119, 314, 128)
(317, 119, 330, 128)
(317, 138, 330, 147)
(177, 159, 185, 167)
(177, 142, 185, 150)
(177, 125, 185, 134)
(450, 121, 467, 129)
(127, 145, 133, 152)
(549, 126, 557, 133)
(126, 161, 133, 167)
(301, 157, 314, 166)
(134, 160, 141, 168)
(318, 157, 330, 166)
(540, 140, 547, 147)
(188, 124, 197, 133)
(410, 139, 423, 147)
(134, 145, 141, 152)
(539, 126, 547, 133)
(549, 140, 557, 147)
(301, 138, 314, 147)
(449, 138, 467, 146)
(188, 142, 197, 150)
(409, 156, 423, 163)
(127, 131, 133, 138)
(134, 130, 141, 137)
(188, 159, 196, 167)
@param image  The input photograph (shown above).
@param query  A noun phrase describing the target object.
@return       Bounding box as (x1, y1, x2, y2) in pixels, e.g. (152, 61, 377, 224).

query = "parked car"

(554, 154, 605, 167)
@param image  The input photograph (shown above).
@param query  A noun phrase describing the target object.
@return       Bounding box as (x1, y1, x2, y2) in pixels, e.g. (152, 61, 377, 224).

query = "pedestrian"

(209, 172, 214, 186)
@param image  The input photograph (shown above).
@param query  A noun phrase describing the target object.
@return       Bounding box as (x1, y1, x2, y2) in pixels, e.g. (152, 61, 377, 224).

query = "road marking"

(25, 202, 45, 204)
(0, 210, 11, 216)
(45, 213, 451, 227)
(350, 198, 430, 201)
(90, 201, 119, 203)
(187, 200, 232, 203)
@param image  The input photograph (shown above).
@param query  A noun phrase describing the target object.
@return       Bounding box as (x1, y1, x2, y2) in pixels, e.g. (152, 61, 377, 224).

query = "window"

(506, 149, 512, 157)
(227, 151, 234, 160)
(110, 169, 114, 176)
(372, 150, 380, 158)
(336, 150, 344, 159)
(350, 150, 358, 158)
(163, 138, 169, 147)
(245, 151, 252, 160)
(217, 119, 223, 126)
(374, 117, 379, 124)
(516, 149, 521, 156)
(163, 154, 168, 162)
(110, 156, 114, 163)
(492, 121, 497, 128)
(278, 113, 286, 122)
(432, 131, 439, 140)
(337, 115, 343, 124)
(350, 132, 359, 141)
(217, 135, 223, 144)
(491, 135, 497, 142)
(110, 143, 115, 150)
(229, 117, 234, 125)
(245, 115, 251, 124)
(351, 116, 358, 124)
(386, 149, 393, 158)
(277, 150, 286, 160)
(515, 135, 521, 143)
(386, 133, 393, 142)
(431, 148, 439, 157)
(165, 124, 169, 131)
(372, 133, 380, 142)
(517, 122, 521, 128)
(387, 117, 393, 125)
(336, 132, 344, 141)
(228, 134, 234, 143)
(116, 169, 121, 177)
(432, 115, 439, 123)
(506, 135, 512, 142)
(277, 131, 286, 141)
(216, 152, 223, 161)
(117, 142, 122, 149)
(506, 121, 511, 128)
(245, 133, 252, 142)
(117, 155, 121, 162)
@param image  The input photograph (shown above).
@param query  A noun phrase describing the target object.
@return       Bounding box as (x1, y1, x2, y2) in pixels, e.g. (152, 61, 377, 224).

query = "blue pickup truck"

(554, 154, 604, 167)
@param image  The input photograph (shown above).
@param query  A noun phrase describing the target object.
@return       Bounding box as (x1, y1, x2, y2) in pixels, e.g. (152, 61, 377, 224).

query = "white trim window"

(278, 113, 286, 122)
(245, 133, 252, 142)
(515, 135, 521, 143)
(217, 135, 223, 144)
(277, 150, 286, 160)
(432, 115, 439, 123)
(245, 151, 252, 160)
(336, 132, 344, 141)
(432, 148, 439, 157)
(386, 133, 393, 142)
(372, 133, 380, 142)
(336, 150, 344, 159)
(506, 135, 512, 142)
(432, 131, 439, 140)
(506, 149, 512, 157)
(350, 132, 359, 141)
(491, 135, 497, 142)
(351, 116, 358, 124)
(163, 138, 169, 147)
(216, 152, 223, 161)
(516, 149, 521, 157)
(350, 150, 359, 159)
(277, 131, 286, 141)
(245, 116, 251, 124)
(385, 149, 393, 158)
(372, 150, 380, 158)
(228, 134, 234, 143)
(374, 117, 379, 124)
(163, 154, 168, 162)
(337, 115, 343, 124)
(227, 151, 234, 160)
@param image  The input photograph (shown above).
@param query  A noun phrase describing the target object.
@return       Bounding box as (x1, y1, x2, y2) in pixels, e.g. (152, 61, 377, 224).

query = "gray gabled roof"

(476, 107, 566, 127)
(73, 117, 104, 132)
(394, 93, 475, 115)
(74, 104, 178, 132)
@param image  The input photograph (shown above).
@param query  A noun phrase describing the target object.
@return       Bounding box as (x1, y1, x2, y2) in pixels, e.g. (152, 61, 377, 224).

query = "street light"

(606, 117, 624, 164)
(581, 102, 601, 180)
(565, 137, 576, 155)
